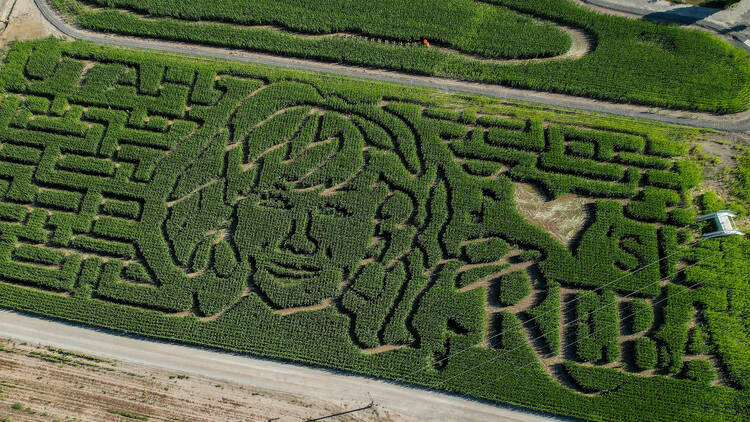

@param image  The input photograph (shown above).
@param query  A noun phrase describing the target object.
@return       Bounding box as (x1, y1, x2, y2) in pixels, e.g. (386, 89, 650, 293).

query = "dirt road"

(0, 309, 574, 422)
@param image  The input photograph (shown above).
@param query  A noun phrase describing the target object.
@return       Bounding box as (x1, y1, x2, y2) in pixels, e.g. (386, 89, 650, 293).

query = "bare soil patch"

(0, 338, 414, 422)
(513, 183, 593, 248)
(0, 0, 65, 45)
(690, 131, 750, 227)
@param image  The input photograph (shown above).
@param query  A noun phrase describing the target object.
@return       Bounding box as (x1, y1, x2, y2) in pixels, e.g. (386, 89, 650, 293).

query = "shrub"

(525, 282, 560, 355)
(630, 299, 653, 333)
(700, 191, 724, 214)
(464, 238, 510, 263)
(688, 326, 710, 355)
(498, 270, 531, 306)
(575, 289, 620, 363)
(683, 359, 717, 384)
(517, 249, 541, 262)
(634, 337, 658, 371)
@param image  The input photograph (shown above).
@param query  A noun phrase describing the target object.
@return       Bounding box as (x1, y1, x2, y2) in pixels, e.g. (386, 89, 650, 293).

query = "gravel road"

(0, 309, 575, 422)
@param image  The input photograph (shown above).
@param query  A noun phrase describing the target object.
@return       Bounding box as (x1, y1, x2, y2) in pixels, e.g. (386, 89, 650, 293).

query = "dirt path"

(0, 309, 575, 422)
(23, 0, 750, 133)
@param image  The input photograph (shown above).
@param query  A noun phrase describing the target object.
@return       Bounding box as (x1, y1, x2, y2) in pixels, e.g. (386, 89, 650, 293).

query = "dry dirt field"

(0, 338, 415, 422)
(0, 0, 64, 45)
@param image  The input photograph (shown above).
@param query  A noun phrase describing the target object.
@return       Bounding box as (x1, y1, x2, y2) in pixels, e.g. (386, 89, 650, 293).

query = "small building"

(696, 211, 744, 239)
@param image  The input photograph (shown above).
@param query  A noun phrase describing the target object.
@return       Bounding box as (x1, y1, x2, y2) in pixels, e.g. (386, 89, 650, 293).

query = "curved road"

(32, 0, 750, 133)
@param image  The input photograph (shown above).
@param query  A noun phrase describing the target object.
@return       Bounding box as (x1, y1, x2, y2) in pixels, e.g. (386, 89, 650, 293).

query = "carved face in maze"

(234, 181, 377, 308)
(0, 42, 741, 420)
(229, 108, 381, 309)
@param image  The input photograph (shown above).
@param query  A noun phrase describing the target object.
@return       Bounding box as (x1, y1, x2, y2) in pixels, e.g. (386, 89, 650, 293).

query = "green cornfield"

(50, 0, 750, 113)
(0, 39, 748, 421)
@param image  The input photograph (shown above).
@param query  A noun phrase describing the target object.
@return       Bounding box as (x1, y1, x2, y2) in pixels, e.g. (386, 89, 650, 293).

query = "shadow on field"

(642, 6, 718, 26)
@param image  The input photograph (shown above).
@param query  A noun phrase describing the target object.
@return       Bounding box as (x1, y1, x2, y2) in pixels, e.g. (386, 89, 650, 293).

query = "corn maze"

(0, 40, 748, 421)
(51, 0, 750, 113)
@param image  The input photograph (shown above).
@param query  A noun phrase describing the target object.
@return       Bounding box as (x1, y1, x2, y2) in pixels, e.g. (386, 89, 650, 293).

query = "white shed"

(696, 210, 744, 239)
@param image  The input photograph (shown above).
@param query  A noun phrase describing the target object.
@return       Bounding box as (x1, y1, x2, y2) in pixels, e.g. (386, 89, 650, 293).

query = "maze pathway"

(0, 39, 743, 421)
